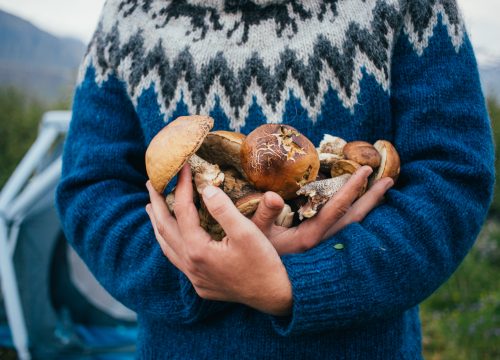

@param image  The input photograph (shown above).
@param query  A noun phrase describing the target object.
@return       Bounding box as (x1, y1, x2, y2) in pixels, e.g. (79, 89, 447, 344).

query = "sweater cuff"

(270, 240, 353, 336)
(178, 272, 228, 323)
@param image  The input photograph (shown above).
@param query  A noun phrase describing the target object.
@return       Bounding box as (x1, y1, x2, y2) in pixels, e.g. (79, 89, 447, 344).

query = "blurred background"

(0, 0, 498, 359)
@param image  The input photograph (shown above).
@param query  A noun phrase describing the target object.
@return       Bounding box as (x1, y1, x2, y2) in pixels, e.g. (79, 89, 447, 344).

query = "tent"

(0, 111, 137, 359)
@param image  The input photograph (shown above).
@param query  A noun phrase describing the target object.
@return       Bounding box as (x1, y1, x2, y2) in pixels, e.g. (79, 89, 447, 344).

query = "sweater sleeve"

(55, 65, 227, 323)
(270, 8, 495, 335)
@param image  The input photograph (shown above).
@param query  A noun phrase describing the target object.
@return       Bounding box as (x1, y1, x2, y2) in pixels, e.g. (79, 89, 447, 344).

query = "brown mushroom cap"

(197, 130, 246, 175)
(145, 115, 214, 193)
(371, 140, 400, 183)
(343, 141, 381, 169)
(235, 193, 264, 217)
(240, 124, 320, 200)
(330, 159, 361, 177)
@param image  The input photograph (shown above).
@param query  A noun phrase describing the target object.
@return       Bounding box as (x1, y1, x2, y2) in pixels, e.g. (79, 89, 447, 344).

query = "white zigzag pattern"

(78, 0, 464, 130)
(404, 3, 464, 56)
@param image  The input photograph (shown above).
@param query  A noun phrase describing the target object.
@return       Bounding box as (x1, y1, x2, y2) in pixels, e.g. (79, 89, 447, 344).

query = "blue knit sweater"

(56, 0, 494, 358)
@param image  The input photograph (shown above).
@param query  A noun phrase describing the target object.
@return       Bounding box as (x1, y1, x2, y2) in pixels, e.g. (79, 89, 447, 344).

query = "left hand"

(146, 164, 292, 316)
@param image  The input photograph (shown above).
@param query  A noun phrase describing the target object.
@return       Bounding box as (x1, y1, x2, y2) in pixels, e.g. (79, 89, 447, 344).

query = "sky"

(0, 0, 498, 65)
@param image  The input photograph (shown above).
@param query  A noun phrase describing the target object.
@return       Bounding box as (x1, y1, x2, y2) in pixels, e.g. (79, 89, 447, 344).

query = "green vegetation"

(421, 98, 500, 359)
(0, 87, 70, 186)
(488, 98, 500, 215)
(421, 220, 500, 359)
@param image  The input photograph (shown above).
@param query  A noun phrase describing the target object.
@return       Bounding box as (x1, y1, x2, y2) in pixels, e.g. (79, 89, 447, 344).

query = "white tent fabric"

(0, 111, 136, 359)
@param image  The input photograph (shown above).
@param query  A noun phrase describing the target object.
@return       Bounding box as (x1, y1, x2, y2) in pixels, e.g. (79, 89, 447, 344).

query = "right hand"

(251, 166, 394, 255)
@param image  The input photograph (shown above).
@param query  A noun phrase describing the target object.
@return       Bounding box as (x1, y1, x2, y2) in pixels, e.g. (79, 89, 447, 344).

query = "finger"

(147, 180, 182, 250)
(146, 204, 183, 269)
(323, 177, 394, 239)
(202, 185, 255, 240)
(299, 166, 373, 240)
(251, 192, 284, 235)
(173, 164, 208, 241)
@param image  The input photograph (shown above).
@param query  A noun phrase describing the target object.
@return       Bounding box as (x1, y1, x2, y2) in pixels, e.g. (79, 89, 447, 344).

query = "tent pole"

(0, 219, 31, 360)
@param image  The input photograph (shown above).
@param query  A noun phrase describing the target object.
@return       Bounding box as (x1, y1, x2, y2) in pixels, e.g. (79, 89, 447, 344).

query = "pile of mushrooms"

(146, 115, 400, 240)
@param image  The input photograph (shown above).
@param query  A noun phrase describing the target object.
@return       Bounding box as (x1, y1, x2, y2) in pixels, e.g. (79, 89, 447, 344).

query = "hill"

(0, 9, 86, 103)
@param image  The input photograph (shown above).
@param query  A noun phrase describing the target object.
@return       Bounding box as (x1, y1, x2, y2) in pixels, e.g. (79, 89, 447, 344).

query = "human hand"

(146, 164, 292, 316)
(251, 166, 394, 254)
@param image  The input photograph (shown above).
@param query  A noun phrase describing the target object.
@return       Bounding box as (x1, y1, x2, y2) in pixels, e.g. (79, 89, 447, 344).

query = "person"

(56, 0, 494, 358)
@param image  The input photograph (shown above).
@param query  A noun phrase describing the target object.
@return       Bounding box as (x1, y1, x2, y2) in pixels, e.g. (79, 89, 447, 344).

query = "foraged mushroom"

(197, 130, 246, 177)
(145, 115, 224, 194)
(296, 174, 351, 220)
(222, 168, 255, 201)
(343, 141, 381, 169)
(317, 134, 347, 156)
(369, 140, 401, 187)
(235, 193, 294, 228)
(330, 159, 361, 177)
(318, 153, 344, 174)
(275, 204, 294, 227)
(240, 124, 320, 200)
(235, 193, 264, 217)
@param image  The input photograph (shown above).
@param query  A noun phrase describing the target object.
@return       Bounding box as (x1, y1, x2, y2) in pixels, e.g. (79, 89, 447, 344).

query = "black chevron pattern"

(88, 0, 463, 118)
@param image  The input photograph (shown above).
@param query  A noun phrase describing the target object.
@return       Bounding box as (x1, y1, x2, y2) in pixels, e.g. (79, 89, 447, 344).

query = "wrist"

(249, 262, 293, 316)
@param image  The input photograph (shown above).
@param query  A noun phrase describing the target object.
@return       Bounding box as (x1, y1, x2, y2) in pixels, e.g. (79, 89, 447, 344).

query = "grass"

(421, 219, 500, 359)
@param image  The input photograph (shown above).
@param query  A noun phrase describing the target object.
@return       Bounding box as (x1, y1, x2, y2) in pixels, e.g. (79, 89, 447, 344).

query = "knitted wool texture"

(56, 0, 495, 358)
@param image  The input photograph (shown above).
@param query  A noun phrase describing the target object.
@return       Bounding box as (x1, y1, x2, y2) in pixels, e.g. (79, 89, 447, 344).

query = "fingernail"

(203, 185, 219, 199)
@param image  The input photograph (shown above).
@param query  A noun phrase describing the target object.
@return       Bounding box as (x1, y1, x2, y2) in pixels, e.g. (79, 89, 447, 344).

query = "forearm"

(56, 66, 229, 322)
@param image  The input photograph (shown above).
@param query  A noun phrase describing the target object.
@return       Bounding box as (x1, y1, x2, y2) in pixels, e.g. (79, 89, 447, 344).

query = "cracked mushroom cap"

(145, 115, 214, 193)
(240, 124, 320, 200)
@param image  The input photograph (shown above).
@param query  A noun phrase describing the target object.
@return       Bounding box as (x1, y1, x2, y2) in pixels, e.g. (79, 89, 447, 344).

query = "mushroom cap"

(197, 130, 246, 175)
(343, 141, 381, 168)
(235, 192, 264, 217)
(240, 124, 320, 200)
(145, 115, 214, 193)
(330, 159, 361, 177)
(372, 140, 400, 182)
(317, 134, 347, 156)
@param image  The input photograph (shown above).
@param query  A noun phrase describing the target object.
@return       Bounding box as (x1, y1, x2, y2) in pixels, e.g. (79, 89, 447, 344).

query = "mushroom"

(240, 124, 320, 200)
(296, 174, 351, 220)
(330, 159, 367, 195)
(317, 134, 347, 156)
(145, 115, 224, 194)
(318, 153, 344, 174)
(343, 141, 381, 169)
(369, 140, 401, 187)
(197, 130, 247, 177)
(235, 193, 264, 217)
(222, 168, 255, 202)
(316, 134, 347, 173)
(330, 159, 361, 178)
(275, 204, 294, 227)
(235, 193, 295, 227)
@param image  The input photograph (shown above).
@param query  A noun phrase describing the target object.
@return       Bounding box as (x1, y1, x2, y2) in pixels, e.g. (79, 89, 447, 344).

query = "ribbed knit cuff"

(178, 272, 229, 323)
(270, 241, 353, 336)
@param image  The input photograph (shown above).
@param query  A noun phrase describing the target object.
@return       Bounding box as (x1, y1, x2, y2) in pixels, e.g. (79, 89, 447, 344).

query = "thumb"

(251, 192, 284, 235)
(202, 185, 251, 239)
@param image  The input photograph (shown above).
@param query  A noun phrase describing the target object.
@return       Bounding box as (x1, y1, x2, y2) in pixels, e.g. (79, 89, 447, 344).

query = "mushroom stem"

(189, 154, 225, 194)
(275, 204, 294, 227)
